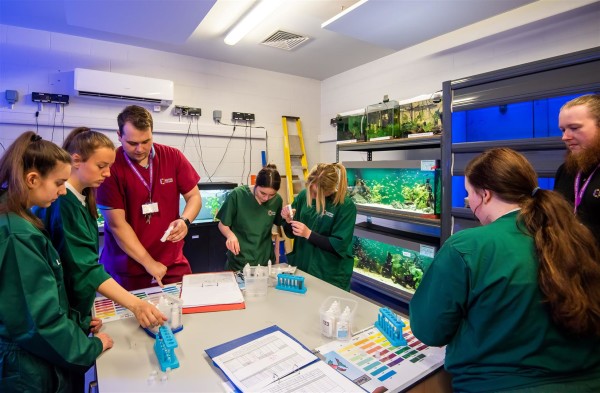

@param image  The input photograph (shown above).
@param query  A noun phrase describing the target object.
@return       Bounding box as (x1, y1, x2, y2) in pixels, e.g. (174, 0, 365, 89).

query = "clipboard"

(206, 325, 365, 392)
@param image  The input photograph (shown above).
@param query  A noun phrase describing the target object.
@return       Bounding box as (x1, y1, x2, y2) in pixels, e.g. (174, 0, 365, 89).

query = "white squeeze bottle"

(321, 300, 340, 338)
(336, 306, 351, 340)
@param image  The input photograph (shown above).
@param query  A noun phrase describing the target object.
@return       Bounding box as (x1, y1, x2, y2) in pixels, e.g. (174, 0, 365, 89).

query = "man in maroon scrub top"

(97, 105, 201, 290)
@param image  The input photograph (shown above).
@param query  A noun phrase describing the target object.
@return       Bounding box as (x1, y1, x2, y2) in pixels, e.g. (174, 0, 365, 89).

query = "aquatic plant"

(401, 183, 432, 210)
(205, 196, 221, 220)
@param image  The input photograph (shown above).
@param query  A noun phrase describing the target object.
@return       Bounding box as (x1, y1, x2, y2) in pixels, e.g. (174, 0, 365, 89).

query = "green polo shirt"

(410, 211, 600, 392)
(217, 185, 283, 271)
(284, 189, 357, 291)
(34, 189, 112, 330)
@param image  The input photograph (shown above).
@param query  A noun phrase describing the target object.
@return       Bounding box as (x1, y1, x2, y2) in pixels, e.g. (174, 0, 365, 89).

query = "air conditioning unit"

(74, 68, 174, 106)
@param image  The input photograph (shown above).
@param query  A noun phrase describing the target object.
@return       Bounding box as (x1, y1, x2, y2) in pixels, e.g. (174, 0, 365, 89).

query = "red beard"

(564, 133, 600, 175)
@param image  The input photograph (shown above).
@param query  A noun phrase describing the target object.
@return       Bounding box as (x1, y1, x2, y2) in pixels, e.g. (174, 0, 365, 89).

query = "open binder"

(180, 272, 245, 314)
(205, 325, 364, 393)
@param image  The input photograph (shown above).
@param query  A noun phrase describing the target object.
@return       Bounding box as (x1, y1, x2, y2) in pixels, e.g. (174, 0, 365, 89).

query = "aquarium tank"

(365, 101, 400, 141)
(345, 160, 441, 218)
(179, 182, 237, 223)
(352, 234, 434, 295)
(398, 93, 442, 138)
(336, 112, 365, 143)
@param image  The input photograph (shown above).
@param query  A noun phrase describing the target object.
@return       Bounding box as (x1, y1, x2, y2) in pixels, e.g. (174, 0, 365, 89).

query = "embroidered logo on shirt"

(324, 210, 334, 218)
(268, 210, 276, 216)
(56, 259, 61, 266)
(593, 188, 600, 198)
(159, 178, 174, 185)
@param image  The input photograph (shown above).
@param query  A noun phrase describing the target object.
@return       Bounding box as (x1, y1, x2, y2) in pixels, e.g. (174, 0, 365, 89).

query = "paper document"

(180, 272, 244, 308)
(262, 361, 365, 393)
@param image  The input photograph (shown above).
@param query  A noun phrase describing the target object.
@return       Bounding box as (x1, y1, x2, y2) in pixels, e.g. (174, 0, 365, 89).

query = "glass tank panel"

(352, 225, 436, 298)
(398, 96, 442, 137)
(365, 101, 399, 141)
(451, 93, 587, 143)
(345, 160, 441, 218)
(337, 113, 365, 143)
(179, 182, 237, 223)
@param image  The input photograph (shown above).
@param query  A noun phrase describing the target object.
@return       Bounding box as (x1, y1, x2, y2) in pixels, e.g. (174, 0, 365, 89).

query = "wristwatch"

(180, 216, 191, 227)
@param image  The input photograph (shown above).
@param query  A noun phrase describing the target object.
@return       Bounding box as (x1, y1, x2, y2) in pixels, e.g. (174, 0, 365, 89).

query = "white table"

(95, 272, 451, 392)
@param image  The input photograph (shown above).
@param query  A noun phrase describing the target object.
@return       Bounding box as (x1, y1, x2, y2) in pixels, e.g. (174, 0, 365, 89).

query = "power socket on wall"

(232, 112, 255, 122)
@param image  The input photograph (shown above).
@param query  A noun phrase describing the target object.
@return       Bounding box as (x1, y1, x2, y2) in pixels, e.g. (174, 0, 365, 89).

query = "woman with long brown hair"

(411, 147, 600, 392)
(34, 127, 166, 335)
(0, 131, 113, 392)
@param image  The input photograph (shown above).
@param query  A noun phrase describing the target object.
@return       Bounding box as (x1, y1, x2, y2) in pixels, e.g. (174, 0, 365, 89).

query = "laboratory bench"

(94, 271, 451, 392)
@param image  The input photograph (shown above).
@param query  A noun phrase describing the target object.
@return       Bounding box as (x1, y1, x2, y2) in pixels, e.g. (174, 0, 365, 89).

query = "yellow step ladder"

(282, 116, 309, 202)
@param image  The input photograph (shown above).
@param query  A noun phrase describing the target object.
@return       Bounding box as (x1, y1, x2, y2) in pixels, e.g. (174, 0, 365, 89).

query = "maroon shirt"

(97, 143, 200, 290)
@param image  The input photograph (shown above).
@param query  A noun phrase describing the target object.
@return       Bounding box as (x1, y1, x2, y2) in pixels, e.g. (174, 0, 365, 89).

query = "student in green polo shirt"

(217, 164, 283, 271)
(34, 127, 166, 336)
(282, 163, 357, 291)
(410, 148, 600, 393)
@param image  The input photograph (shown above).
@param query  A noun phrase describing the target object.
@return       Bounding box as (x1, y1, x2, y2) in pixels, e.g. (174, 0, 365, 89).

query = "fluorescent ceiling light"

(224, 0, 284, 46)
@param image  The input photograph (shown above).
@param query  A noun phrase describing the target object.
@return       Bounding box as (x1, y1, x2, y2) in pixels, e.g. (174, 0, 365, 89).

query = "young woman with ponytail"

(282, 163, 357, 291)
(34, 128, 167, 335)
(0, 131, 113, 392)
(410, 147, 600, 393)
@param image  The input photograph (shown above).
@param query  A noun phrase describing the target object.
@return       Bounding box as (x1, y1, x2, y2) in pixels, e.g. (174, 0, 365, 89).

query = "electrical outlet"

(174, 106, 201, 117)
(232, 112, 255, 121)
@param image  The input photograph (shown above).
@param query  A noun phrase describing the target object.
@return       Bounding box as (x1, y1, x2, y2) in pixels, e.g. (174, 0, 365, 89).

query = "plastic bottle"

(321, 300, 340, 338)
(336, 306, 351, 340)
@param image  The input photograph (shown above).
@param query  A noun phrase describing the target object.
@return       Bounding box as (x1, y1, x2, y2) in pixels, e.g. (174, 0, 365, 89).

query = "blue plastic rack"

(374, 307, 407, 347)
(154, 325, 180, 372)
(275, 273, 307, 294)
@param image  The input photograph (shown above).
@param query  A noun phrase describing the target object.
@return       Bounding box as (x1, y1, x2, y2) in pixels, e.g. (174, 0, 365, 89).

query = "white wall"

(320, 3, 600, 163)
(0, 24, 321, 185)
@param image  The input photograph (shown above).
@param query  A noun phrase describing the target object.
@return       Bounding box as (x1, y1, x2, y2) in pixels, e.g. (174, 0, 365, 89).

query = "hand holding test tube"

(160, 225, 174, 242)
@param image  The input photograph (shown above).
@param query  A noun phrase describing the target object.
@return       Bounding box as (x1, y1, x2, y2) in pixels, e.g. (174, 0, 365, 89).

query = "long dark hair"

(466, 147, 600, 336)
(0, 131, 71, 228)
(63, 127, 115, 219)
(255, 163, 281, 191)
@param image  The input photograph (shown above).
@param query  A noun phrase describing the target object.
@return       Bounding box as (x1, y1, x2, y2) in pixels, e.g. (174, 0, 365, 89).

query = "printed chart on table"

(316, 324, 445, 393)
(92, 283, 181, 322)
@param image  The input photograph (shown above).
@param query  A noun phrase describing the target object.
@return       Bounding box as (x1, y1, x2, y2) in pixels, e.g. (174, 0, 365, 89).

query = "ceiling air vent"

(261, 30, 309, 51)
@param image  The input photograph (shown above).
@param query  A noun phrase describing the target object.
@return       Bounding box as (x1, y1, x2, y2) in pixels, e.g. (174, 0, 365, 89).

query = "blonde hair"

(306, 163, 348, 215)
(560, 94, 600, 128)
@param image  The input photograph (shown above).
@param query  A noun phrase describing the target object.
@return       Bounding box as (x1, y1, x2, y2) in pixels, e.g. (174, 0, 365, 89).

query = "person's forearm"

(97, 278, 140, 309)
(283, 222, 295, 238)
(181, 193, 201, 222)
(307, 231, 338, 254)
(218, 222, 234, 238)
(107, 220, 155, 268)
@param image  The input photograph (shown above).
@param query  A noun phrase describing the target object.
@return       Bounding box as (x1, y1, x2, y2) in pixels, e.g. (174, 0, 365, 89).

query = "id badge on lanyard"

(124, 149, 159, 223)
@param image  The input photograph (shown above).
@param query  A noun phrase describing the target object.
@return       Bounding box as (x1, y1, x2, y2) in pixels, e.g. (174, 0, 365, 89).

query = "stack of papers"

(180, 272, 245, 314)
(206, 325, 364, 392)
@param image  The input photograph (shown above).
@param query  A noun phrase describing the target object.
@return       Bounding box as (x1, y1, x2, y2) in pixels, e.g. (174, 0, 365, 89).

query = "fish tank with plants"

(336, 109, 365, 143)
(352, 224, 436, 302)
(179, 182, 237, 224)
(345, 160, 441, 220)
(398, 92, 443, 138)
(365, 100, 400, 141)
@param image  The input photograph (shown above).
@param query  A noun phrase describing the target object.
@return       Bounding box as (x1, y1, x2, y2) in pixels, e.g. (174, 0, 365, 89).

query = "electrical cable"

(51, 105, 58, 142)
(35, 111, 39, 134)
(194, 117, 213, 182)
(61, 104, 66, 142)
(241, 123, 247, 185)
(209, 120, 237, 179)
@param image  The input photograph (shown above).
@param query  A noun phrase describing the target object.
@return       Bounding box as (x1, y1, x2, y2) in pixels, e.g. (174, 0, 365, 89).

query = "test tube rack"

(154, 325, 180, 372)
(275, 273, 307, 294)
(374, 307, 407, 347)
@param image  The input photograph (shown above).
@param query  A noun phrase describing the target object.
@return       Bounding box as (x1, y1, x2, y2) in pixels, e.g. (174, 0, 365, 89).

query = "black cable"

(35, 111, 39, 133)
(248, 122, 253, 185)
(194, 117, 213, 182)
(51, 105, 58, 142)
(241, 124, 247, 185)
(61, 104, 66, 142)
(209, 121, 237, 179)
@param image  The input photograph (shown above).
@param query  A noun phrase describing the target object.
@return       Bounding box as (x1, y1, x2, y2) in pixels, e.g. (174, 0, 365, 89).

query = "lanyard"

(574, 163, 600, 215)
(123, 149, 153, 202)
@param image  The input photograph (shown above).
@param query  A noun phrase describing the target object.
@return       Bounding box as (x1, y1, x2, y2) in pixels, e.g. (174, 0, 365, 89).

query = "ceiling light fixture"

(224, 0, 284, 46)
